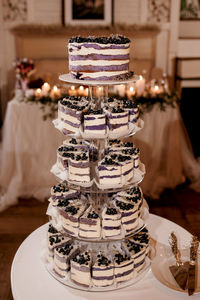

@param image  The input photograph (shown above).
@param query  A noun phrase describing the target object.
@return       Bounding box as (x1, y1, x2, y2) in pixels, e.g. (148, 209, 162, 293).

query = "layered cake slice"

(114, 153, 134, 182)
(68, 35, 130, 81)
(114, 199, 139, 234)
(92, 253, 114, 287)
(122, 240, 146, 272)
(79, 205, 101, 238)
(50, 182, 79, 206)
(113, 252, 134, 283)
(129, 228, 150, 256)
(106, 106, 129, 134)
(98, 156, 122, 185)
(54, 244, 79, 278)
(68, 152, 90, 183)
(56, 145, 78, 170)
(58, 97, 88, 134)
(47, 228, 72, 261)
(83, 108, 106, 136)
(60, 203, 87, 235)
(71, 252, 92, 287)
(122, 99, 139, 124)
(102, 206, 121, 237)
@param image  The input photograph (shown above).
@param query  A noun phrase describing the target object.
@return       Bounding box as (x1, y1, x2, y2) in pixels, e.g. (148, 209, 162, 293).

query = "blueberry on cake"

(68, 35, 131, 81)
(113, 153, 134, 182)
(102, 206, 121, 237)
(68, 152, 90, 183)
(51, 182, 79, 205)
(129, 228, 150, 256)
(122, 240, 146, 272)
(71, 252, 92, 287)
(58, 97, 89, 134)
(106, 106, 129, 134)
(54, 244, 79, 278)
(113, 252, 134, 283)
(92, 253, 114, 287)
(79, 205, 101, 238)
(83, 108, 106, 136)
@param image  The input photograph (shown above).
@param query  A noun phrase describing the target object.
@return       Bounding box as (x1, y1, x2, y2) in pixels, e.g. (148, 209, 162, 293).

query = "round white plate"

(151, 248, 200, 294)
(59, 73, 139, 86)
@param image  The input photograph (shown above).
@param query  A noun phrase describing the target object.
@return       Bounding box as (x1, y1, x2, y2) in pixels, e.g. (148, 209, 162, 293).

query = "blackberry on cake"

(47, 229, 72, 262)
(106, 106, 129, 134)
(92, 253, 114, 287)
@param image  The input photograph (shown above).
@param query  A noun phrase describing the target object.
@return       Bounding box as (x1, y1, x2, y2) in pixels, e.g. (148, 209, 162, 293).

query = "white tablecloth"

(0, 99, 200, 211)
(11, 214, 197, 300)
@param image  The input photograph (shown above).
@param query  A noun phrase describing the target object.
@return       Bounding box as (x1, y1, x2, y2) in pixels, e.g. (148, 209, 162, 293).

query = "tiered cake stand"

(44, 74, 150, 291)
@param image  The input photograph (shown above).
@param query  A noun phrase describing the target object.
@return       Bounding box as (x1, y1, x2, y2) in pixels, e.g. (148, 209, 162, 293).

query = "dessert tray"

(53, 118, 144, 140)
(50, 162, 145, 191)
(59, 73, 139, 86)
(43, 255, 151, 292)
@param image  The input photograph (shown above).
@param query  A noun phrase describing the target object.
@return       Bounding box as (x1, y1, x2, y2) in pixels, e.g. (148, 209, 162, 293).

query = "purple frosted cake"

(68, 35, 131, 81)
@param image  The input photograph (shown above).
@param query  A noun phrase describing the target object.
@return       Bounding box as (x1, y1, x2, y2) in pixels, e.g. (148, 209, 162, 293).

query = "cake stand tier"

(59, 73, 139, 86)
(51, 162, 145, 193)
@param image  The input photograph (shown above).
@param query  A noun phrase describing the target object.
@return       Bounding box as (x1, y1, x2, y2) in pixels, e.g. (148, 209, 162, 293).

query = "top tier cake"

(68, 35, 131, 81)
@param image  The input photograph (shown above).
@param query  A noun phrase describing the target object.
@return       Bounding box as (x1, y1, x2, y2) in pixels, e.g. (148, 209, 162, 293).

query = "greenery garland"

(24, 90, 180, 120)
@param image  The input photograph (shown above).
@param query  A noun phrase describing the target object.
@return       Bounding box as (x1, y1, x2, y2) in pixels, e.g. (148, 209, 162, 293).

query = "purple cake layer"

(92, 275, 114, 280)
(70, 54, 129, 61)
(80, 218, 98, 225)
(108, 123, 128, 130)
(134, 258, 145, 268)
(84, 116, 105, 120)
(54, 268, 65, 278)
(98, 166, 119, 171)
(99, 174, 121, 179)
(69, 64, 129, 72)
(71, 74, 129, 81)
(103, 226, 121, 230)
(64, 120, 80, 128)
(115, 268, 133, 279)
(85, 124, 106, 130)
(108, 113, 129, 119)
(69, 161, 89, 168)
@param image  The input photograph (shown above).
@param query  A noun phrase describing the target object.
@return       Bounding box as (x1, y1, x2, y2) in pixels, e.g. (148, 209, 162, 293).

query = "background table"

(0, 99, 200, 211)
(11, 213, 198, 300)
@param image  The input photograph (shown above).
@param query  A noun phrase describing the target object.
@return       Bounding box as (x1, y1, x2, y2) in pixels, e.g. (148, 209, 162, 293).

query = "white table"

(1, 99, 200, 211)
(11, 213, 199, 300)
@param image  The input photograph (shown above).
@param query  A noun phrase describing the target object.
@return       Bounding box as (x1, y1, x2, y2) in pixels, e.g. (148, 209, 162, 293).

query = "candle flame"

(71, 86, 75, 90)
(79, 86, 84, 90)
(53, 85, 58, 91)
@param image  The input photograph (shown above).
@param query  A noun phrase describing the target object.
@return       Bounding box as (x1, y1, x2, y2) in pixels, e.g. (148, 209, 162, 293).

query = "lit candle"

(135, 75, 145, 97)
(41, 82, 50, 96)
(68, 85, 77, 96)
(96, 86, 103, 98)
(126, 86, 135, 99)
(35, 88, 42, 98)
(78, 85, 85, 96)
(84, 88, 89, 97)
(50, 85, 61, 99)
(151, 84, 160, 96)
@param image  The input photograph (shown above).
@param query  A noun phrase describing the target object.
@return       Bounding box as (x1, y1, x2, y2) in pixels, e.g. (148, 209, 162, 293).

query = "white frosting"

(68, 164, 89, 175)
(71, 261, 91, 286)
(114, 259, 134, 283)
(54, 263, 66, 277)
(70, 59, 129, 66)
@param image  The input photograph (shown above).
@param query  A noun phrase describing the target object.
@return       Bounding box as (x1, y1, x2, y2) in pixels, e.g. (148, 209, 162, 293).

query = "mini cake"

(115, 186, 142, 209)
(114, 252, 134, 283)
(47, 228, 71, 261)
(92, 253, 114, 287)
(114, 199, 139, 234)
(102, 206, 121, 237)
(111, 153, 134, 182)
(98, 156, 122, 185)
(71, 252, 92, 287)
(58, 97, 88, 134)
(83, 108, 106, 136)
(79, 205, 101, 238)
(106, 106, 129, 134)
(56, 145, 78, 170)
(68, 152, 90, 183)
(54, 244, 79, 278)
(129, 228, 150, 256)
(50, 182, 79, 206)
(60, 203, 87, 235)
(68, 35, 131, 81)
(122, 240, 146, 272)
(122, 99, 139, 124)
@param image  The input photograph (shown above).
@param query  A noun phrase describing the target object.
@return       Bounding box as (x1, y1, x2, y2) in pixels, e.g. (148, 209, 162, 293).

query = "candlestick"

(126, 86, 135, 99)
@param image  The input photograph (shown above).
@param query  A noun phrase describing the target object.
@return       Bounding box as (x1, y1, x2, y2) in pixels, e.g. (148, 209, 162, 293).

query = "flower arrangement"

(13, 58, 35, 94)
